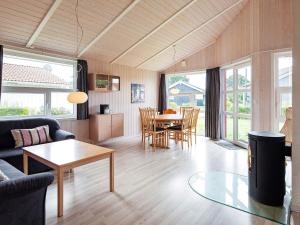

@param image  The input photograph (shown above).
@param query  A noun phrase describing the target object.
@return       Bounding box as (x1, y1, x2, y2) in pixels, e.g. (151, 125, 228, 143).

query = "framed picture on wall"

(131, 83, 145, 103)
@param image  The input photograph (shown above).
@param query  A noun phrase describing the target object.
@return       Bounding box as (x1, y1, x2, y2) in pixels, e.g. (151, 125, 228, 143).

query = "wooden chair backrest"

(139, 107, 149, 130)
(192, 108, 200, 129)
(163, 109, 176, 114)
(180, 106, 194, 114)
(181, 108, 194, 130)
(144, 108, 158, 132)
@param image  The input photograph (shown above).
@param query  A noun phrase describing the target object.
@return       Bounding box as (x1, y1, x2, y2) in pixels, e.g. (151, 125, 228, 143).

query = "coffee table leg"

(109, 153, 114, 192)
(23, 153, 28, 175)
(57, 169, 64, 217)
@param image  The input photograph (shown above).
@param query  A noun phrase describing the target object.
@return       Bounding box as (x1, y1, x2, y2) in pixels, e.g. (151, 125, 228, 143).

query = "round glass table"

(188, 171, 291, 225)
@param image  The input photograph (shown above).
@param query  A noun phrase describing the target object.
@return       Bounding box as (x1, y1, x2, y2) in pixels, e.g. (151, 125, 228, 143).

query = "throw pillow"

(11, 125, 53, 148)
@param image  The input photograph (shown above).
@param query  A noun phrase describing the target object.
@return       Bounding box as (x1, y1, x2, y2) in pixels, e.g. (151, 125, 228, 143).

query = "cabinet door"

(98, 115, 112, 141)
(111, 114, 124, 138)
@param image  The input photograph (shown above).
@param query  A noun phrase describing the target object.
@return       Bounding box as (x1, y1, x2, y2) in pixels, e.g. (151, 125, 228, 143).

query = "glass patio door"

(223, 61, 252, 147)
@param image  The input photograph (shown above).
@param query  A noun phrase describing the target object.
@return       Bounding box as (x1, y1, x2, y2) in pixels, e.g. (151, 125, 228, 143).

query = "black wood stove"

(248, 131, 286, 206)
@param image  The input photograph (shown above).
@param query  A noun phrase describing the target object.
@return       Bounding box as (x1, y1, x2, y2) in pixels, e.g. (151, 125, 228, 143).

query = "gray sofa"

(0, 159, 54, 225)
(0, 117, 75, 174)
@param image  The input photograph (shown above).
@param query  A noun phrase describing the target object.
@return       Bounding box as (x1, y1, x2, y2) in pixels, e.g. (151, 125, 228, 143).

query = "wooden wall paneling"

(165, 0, 292, 73)
(259, 0, 292, 51)
(87, 59, 158, 137)
(251, 52, 273, 131)
(0, 0, 249, 71)
(292, 0, 300, 212)
(146, 0, 246, 70)
(141, 4, 245, 71)
(0, 0, 53, 45)
(163, 0, 292, 132)
(59, 119, 89, 142)
(80, 0, 193, 59)
(33, 0, 132, 55)
(113, 0, 247, 70)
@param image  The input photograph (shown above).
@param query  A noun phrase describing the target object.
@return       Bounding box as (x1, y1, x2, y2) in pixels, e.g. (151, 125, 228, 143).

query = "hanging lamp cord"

(75, 0, 84, 57)
(173, 45, 176, 75)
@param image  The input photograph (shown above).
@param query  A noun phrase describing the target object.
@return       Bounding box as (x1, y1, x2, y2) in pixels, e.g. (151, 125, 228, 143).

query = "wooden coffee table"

(23, 139, 115, 217)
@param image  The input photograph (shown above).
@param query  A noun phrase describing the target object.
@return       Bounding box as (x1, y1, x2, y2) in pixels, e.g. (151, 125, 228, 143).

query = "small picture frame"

(131, 83, 145, 103)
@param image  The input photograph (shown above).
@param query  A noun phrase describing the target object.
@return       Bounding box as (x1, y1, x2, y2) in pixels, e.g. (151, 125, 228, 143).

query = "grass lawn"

(196, 115, 251, 143)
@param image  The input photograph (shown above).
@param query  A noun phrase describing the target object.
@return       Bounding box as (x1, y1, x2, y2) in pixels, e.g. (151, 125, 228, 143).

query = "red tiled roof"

(3, 63, 69, 86)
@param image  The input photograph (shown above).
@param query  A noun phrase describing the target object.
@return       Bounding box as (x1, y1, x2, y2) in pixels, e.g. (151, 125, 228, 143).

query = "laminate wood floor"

(46, 136, 297, 225)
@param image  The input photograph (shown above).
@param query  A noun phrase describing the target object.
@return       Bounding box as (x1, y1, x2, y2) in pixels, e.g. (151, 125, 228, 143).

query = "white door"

(223, 61, 252, 148)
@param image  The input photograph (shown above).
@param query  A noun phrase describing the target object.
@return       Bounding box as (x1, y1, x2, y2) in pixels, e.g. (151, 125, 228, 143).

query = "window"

(0, 49, 76, 118)
(166, 72, 206, 135)
(274, 52, 292, 131)
(222, 60, 252, 146)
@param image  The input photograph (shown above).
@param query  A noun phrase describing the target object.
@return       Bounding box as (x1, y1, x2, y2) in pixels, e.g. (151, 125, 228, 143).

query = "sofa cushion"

(11, 125, 52, 148)
(0, 170, 9, 181)
(0, 148, 23, 159)
(0, 117, 60, 149)
(0, 148, 51, 174)
(0, 159, 24, 179)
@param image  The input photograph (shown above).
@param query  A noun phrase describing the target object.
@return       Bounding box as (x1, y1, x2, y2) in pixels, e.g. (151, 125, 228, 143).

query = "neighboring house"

(3, 63, 71, 89)
(168, 81, 205, 107)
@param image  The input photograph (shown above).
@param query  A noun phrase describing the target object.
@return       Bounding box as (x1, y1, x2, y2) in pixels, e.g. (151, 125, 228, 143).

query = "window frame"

(1, 49, 77, 119)
(273, 51, 292, 131)
(221, 59, 252, 147)
(166, 71, 206, 109)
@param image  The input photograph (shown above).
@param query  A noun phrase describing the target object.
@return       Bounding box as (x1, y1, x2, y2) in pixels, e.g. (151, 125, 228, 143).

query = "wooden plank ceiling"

(0, 0, 248, 71)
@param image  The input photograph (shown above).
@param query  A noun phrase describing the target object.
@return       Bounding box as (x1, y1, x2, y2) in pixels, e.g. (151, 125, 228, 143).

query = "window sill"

(0, 115, 77, 121)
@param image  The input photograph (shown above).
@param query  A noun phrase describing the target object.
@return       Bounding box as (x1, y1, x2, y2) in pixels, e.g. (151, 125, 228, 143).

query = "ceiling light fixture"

(67, 0, 87, 104)
(67, 91, 88, 104)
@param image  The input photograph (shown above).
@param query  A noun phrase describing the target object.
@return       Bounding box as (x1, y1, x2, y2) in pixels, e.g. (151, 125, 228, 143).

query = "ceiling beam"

(110, 0, 197, 64)
(136, 0, 244, 69)
(78, 0, 142, 57)
(26, 0, 63, 48)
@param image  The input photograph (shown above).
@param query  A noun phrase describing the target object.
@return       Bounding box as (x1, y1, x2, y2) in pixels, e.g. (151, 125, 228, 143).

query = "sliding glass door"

(223, 61, 252, 147)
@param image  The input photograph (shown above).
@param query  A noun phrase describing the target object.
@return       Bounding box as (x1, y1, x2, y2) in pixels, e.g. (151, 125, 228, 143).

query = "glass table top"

(188, 171, 291, 225)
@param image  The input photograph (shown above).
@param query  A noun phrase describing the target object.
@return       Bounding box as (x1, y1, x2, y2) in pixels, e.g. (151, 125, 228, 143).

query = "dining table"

(150, 114, 183, 148)
(154, 114, 183, 123)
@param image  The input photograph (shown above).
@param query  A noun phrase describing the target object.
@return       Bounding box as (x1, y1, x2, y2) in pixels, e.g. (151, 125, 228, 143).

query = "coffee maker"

(99, 104, 110, 114)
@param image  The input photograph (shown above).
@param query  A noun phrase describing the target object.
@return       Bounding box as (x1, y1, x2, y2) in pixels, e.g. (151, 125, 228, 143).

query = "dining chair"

(163, 109, 177, 114)
(144, 108, 167, 149)
(180, 106, 194, 114)
(167, 108, 194, 149)
(190, 108, 200, 144)
(139, 107, 151, 145)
